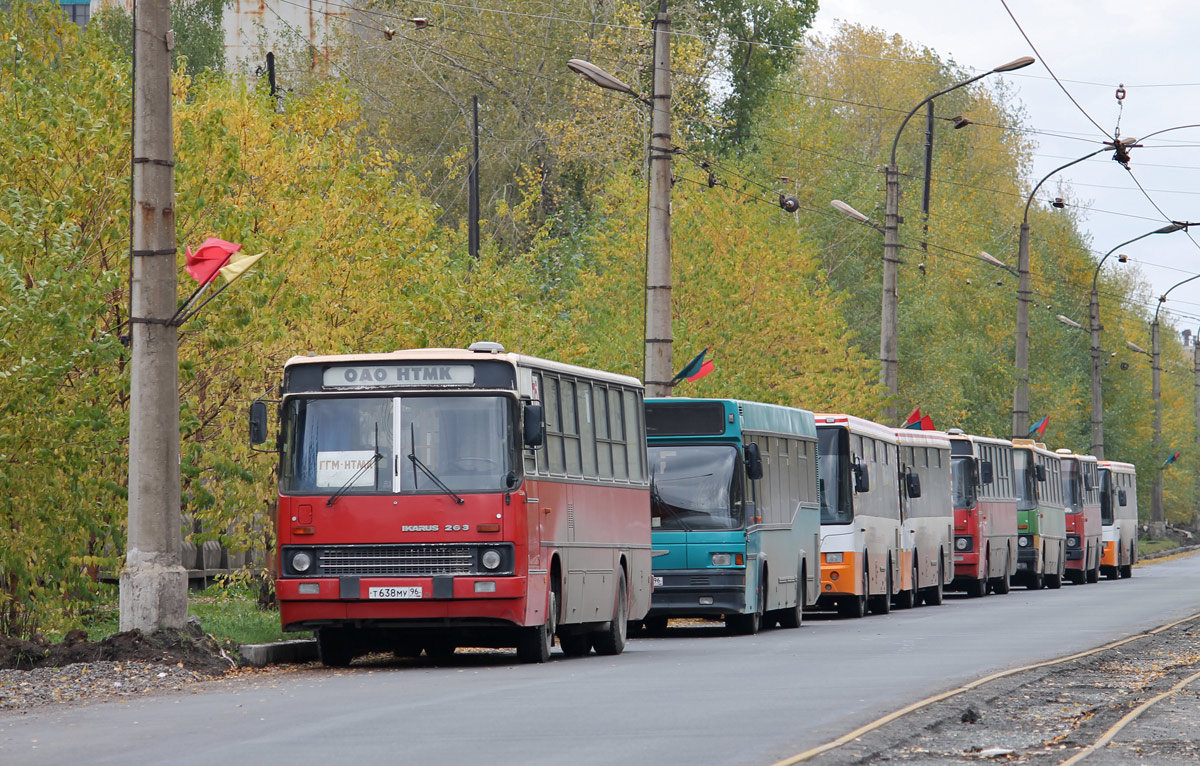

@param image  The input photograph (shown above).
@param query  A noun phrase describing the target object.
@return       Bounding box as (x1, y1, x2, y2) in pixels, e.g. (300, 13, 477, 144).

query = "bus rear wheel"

(991, 547, 1011, 595)
(775, 572, 804, 629)
(593, 569, 628, 655)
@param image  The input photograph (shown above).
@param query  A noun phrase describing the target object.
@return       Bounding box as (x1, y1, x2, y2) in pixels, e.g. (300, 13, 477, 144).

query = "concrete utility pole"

(121, 0, 188, 632)
(880, 164, 901, 425)
(1194, 329, 1200, 528)
(1151, 319, 1165, 539)
(643, 0, 673, 398)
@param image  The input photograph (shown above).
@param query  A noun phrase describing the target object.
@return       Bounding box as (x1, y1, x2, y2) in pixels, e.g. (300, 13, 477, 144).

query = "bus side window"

(578, 383, 597, 480)
(543, 375, 565, 475)
(609, 389, 628, 481)
(622, 389, 643, 482)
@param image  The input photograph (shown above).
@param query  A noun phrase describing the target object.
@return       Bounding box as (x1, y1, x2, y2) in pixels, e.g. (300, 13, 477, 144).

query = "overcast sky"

(811, 0, 1200, 340)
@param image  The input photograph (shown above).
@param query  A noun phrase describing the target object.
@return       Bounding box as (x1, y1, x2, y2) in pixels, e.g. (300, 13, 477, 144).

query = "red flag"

(686, 358, 715, 382)
(902, 408, 921, 428)
(185, 237, 242, 284)
(920, 415, 935, 431)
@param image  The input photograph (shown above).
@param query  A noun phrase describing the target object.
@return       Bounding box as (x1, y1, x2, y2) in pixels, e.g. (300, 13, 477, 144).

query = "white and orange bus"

(815, 414, 901, 618)
(948, 430, 1018, 597)
(250, 342, 652, 665)
(894, 428, 954, 607)
(1098, 460, 1138, 579)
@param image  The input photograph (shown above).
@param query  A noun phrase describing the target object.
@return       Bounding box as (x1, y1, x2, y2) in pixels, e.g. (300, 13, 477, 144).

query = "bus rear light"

(292, 526, 316, 536)
(825, 552, 844, 564)
(474, 581, 496, 593)
(298, 583, 320, 595)
(477, 523, 501, 533)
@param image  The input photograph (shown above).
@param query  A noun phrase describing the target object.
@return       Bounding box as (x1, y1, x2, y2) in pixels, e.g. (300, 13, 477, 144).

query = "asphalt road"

(4, 553, 1200, 766)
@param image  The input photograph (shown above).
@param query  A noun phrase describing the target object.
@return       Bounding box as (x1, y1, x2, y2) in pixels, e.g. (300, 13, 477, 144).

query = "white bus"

(1098, 460, 1138, 579)
(815, 414, 901, 617)
(895, 428, 954, 607)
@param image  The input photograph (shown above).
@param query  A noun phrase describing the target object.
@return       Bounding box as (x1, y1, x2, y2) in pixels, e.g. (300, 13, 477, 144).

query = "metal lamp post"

(1009, 147, 1112, 439)
(568, 0, 673, 396)
(878, 56, 1034, 423)
(1089, 224, 1186, 458)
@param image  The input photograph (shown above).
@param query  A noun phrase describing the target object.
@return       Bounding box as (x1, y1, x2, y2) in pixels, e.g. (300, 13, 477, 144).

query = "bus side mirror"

(1118, 489, 1128, 506)
(249, 400, 268, 445)
(1036, 464, 1047, 482)
(523, 403, 544, 447)
(853, 460, 870, 493)
(906, 471, 922, 499)
(979, 460, 994, 485)
(744, 442, 764, 481)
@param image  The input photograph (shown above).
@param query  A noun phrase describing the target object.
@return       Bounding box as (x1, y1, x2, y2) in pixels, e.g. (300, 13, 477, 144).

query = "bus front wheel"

(517, 589, 557, 663)
(317, 627, 355, 668)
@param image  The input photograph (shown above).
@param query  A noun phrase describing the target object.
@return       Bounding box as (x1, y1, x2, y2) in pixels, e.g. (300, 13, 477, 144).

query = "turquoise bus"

(643, 398, 821, 635)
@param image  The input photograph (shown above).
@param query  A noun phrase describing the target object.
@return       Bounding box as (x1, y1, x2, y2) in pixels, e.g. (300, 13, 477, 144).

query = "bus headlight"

(481, 549, 502, 570)
(825, 552, 843, 564)
(291, 551, 313, 573)
(955, 536, 972, 552)
(1067, 535, 1080, 548)
(1018, 536, 1031, 548)
(711, 553, 732, 566)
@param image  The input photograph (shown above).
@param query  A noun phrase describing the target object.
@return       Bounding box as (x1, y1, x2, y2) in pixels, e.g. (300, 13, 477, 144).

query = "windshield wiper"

(651, 482, 692, 531)
(408, 424, 464, 504)
(327, 426, 382, 507)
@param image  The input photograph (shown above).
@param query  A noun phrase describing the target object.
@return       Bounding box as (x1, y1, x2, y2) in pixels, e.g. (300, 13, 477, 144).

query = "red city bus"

(249, 342, 652, 665)
(1059, 449, 1102, 584)
(948, 430, 1018, 597)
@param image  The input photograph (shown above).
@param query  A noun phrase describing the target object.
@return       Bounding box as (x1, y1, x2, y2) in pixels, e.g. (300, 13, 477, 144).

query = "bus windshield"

(817, 427, 852, 525)
(1062, 460, 1082, 512)
(951, 456, 977, 509)
(649, 445, 743, 530)
(281, 395, 515, 495)
(1013, 449, 1038, 511)
(1100, 470, 1114, 524)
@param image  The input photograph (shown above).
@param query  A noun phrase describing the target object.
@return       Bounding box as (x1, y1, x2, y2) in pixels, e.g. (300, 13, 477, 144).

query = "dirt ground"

(807, 613, 1200, 764)
(0, 619, 233, 677)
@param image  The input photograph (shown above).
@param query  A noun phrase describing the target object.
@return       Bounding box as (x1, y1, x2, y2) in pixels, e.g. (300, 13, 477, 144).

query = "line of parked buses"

(249, 344, 1142, 666)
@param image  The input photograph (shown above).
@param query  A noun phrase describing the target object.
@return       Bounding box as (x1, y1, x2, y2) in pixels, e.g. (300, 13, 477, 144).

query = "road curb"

(1142, 543, 1200, 561)
(239, 639, 317, 668)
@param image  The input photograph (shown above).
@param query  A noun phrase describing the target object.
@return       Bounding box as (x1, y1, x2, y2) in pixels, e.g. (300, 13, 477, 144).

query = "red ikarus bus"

(250, 342, 652, 665)
(948, 430, 1018, 597)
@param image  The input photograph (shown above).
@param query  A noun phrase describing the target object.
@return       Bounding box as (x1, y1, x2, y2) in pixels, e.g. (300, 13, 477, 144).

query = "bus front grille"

(319, 546, 474, 576)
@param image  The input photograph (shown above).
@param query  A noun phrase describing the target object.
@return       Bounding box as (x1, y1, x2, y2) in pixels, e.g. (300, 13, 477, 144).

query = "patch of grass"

(70, 583, 308, 646)
(1139, 538, 1180, 557)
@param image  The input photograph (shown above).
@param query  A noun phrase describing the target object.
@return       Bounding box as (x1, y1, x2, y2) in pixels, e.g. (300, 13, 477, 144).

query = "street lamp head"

(979, 250, 1010, 270)
(831, 199, 872, 224)
(1056, 314, 1083, 329)
(1127, 340, 1150, 355)
(1156, 222, 1186, 234)
(991, 56, 1036, 73)
(567, 59, 636, 96)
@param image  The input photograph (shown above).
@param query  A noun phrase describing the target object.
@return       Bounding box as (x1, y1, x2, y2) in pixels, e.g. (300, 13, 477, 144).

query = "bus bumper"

(1102, 540, 1117, 568)
(819, 552, 862, 598)
(646, 569, 747, 617)
(277, 576, 529, 630)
